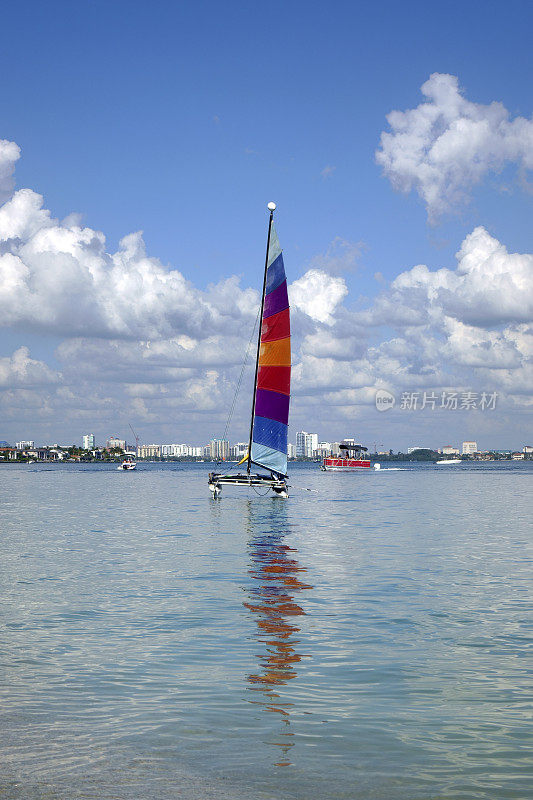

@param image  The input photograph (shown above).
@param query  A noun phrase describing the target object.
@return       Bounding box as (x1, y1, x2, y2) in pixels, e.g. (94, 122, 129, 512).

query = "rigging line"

(215, 308, 261, 468)
(252, 483, 272, 496)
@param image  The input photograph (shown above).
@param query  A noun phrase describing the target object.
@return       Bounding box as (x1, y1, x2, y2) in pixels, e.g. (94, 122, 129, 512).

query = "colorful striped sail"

(250, 221, 290, 476)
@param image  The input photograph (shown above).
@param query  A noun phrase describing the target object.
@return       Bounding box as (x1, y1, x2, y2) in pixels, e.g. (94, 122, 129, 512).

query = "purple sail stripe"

(263, 279, 289, 319)
(255, 388, 290, 425)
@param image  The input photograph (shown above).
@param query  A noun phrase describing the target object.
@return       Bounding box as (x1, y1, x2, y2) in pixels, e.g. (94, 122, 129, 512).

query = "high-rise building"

(230, 442, 248, 460)
(295, 431, 306, 457)
(306, 433, 318, 457)
(462, 441, 477, 455)
(107, 437, 126, 451)
(82, 433, 95, 450)
(287, 443, 295, 459)
(295, 431, 319, 458)
(210, 439, 229, 461)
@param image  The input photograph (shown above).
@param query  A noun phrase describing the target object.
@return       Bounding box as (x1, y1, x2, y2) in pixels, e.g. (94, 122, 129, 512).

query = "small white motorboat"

(436, 458, 461, 465)
(118, 453, 137, 470)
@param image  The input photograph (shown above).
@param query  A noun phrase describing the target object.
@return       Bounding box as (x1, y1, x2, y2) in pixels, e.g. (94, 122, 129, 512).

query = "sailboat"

(208, 202, 290, 498)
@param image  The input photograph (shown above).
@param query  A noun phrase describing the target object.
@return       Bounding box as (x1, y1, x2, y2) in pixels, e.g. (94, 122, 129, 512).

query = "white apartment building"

(287, 442, 295, 459)
(230, 442, 248, 460)
(295, 431, 306, 457)
(442, 445, 460, 455)
(82, 433, 95, 450)
(210, 439, 229, 460)
(138, 444, 161, 458)
(162, 444, 203, 458)
(523, 445, 533, 454)
(16, 440, 34, 450)
(107, 437, 126, 450)
(316, 441, 332, 458)
(462, 441, 477, 455)
(296, 431, 319, 458)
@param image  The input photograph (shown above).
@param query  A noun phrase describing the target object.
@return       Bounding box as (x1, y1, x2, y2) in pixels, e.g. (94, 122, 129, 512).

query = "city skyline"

(0, 3, 531, 450)
(4, 429, 531, 458)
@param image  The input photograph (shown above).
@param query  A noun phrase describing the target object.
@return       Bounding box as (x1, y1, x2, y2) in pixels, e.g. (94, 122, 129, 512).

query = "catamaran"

(208, 203, 290, 498)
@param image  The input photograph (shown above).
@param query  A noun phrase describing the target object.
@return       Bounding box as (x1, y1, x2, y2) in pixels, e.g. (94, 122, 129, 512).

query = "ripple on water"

(0, 461, 532, 799)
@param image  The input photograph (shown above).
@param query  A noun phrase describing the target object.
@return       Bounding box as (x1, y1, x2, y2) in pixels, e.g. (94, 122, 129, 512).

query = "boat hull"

(208, 471, 288, 498)
(322, 458, 371, 471)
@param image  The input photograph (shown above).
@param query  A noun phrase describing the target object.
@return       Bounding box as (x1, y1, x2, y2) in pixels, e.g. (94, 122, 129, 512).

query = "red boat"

(322, 442, 371, 471)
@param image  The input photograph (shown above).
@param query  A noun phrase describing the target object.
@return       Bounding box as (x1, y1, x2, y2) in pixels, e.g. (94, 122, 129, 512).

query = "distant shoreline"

(1, 457, 529, 466)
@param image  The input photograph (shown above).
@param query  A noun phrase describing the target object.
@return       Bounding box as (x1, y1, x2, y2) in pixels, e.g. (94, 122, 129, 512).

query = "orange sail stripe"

(258, 337, 291, 366)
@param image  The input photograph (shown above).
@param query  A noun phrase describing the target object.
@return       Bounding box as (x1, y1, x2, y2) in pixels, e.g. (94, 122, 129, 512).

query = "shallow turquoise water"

(1, 461, 531, 799)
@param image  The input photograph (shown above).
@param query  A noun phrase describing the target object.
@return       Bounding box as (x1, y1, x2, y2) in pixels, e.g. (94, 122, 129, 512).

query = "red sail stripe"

(261, 307, 290, 343)
(257, 365, 291, 396)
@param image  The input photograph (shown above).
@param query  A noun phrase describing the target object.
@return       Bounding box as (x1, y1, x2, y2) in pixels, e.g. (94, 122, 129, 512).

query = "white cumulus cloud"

(365, 227, 533, 329)
(0, 346, 60, 388)
(0, 189, 257, 339)
(0, 139, 20, 205)
(289, 269, 348, 325)
(376, 73, 533, 220)
(0, 136, 531, 445)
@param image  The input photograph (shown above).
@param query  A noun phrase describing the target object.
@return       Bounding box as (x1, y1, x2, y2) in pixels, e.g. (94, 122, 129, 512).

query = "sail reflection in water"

(243, 501, 313, 766)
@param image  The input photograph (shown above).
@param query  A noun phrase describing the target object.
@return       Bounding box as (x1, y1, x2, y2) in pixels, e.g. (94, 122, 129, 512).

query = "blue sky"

(0, 0, 532, 449)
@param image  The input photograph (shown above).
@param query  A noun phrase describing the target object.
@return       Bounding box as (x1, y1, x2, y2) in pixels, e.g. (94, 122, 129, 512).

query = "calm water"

(1, 462, 531, 799)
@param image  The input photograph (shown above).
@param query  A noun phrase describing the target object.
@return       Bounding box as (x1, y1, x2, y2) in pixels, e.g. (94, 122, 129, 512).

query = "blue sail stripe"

(252, 415, 288, 453)
(265, 253, 286, 295)
(250, 442, 287, 475)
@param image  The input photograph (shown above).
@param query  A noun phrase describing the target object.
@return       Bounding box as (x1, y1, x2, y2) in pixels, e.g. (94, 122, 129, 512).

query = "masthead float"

(208, 203, 290, 498)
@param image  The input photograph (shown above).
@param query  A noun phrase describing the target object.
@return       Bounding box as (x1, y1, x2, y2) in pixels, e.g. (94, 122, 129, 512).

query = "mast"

(247, 202, 276, 474)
